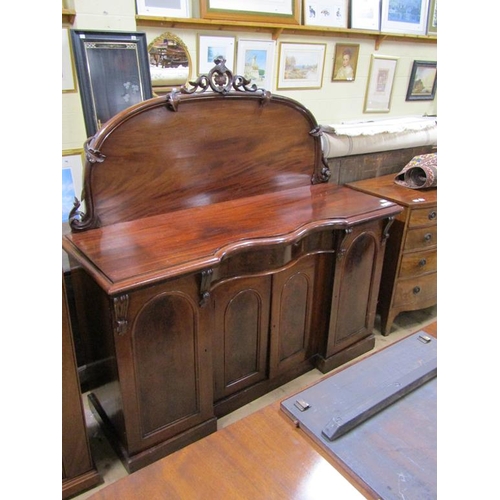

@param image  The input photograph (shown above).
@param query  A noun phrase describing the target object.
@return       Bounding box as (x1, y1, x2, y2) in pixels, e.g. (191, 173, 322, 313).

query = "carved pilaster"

(199, 269, 214, 307)
(336, 228, 353, 261)
(113, 294, 129, 335)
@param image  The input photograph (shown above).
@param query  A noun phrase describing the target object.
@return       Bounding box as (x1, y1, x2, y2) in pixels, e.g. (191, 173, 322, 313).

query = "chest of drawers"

(346, 174, 437, 335)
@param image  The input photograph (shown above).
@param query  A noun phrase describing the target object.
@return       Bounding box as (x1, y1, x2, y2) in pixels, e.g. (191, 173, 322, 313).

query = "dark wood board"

(281, 331, 437, 499)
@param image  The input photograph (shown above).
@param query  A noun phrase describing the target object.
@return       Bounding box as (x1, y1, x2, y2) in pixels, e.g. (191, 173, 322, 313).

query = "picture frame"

(303, 0, 348, 28)
(200, 0, 300, 25)
(277, 42, 326, 90)
(62, 28, 76, 92)
(236, 40, 276, 91)
(381, 0, 430, 35)
(62, 150, 85, 223)
(364, 54, 398, 113)
(406, 60, 437, 101)
(70, 29, 153, 137)
(332, 43, 360, 82)
(135, 0, 190, 17)
(350, 0, 381, 31)
(198, 35, 235, 75)
(426, 0, 437, 35)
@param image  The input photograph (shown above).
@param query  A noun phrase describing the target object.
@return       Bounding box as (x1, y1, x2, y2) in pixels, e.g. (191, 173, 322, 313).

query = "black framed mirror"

(70, 29, 153, 137)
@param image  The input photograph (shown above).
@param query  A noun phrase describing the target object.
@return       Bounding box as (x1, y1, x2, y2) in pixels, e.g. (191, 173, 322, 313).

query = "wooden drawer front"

(408, 206, 437, 228)
(399, 249, 437, 279)
(404, 226, 437, 251)
(393, 273, 437, 308)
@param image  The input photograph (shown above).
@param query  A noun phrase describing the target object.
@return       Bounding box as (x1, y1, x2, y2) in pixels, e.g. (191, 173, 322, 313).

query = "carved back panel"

(71, 60, 329, 231)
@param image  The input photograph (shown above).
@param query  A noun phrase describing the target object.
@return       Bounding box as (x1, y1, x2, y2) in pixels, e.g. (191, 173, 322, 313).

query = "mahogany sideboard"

(62, 59, 403, 472)
(347, 174, 437, 334)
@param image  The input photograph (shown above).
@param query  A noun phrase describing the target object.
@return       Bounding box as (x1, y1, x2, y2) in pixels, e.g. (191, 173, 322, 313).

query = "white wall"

(62, 0, 437, 150)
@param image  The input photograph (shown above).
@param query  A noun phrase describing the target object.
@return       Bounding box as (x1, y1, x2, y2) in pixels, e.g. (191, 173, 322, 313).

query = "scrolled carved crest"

(165, 57, 271, 110)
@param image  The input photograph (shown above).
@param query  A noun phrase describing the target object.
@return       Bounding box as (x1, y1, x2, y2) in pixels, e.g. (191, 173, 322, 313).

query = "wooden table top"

(63, 182, 401, 294)
(347, 173, 437, 207)
(89, 322, 437, 500)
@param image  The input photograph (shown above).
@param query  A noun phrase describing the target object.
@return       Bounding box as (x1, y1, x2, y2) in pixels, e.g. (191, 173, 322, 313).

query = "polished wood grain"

(64, 85, 403, 472)
(89, 322, 437, 500)
(63, 182, 399, 294)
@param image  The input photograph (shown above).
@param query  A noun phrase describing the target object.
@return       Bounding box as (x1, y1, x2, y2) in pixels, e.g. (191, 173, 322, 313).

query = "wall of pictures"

(63, 0, 437, 154)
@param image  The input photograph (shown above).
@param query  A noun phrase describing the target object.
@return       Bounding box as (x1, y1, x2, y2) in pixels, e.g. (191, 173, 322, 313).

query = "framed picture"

(62, 28, 76, 92)
(198, 35, 235, 75)
(406, 60, 437, 101)
(332, 43, 360, 82)
(381, 0, 430, 35)
(62, 150, 84, 223)
(70, 30, 153, 137)
(135, 0, 190, 17)
(200, 0, 300, 25)
(364, 54, 398, 113)
(303, 0, 348, 28)
(350, 0, 380, 31)
(277, 42, 326, 90)
(426, 0, 437, 35)
(236, 40, 276, 91)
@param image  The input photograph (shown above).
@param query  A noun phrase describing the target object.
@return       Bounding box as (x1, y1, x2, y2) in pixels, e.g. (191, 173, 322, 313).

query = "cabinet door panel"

(213, 276, 271, 401)
(110, 274, 214, 454)
(270, 256, 316, 376)
(134, 293, 198, 435)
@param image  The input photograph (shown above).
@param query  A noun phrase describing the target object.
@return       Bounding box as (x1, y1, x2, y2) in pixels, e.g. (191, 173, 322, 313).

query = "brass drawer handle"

(428, 211, 437, 220)
(424, 233, 432, 242)
(413, 286, 421, 294)
(418, 258, 427, 267)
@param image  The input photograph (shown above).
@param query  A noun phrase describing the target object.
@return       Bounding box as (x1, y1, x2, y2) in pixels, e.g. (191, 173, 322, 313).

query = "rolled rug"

(394, 153, 437, 189)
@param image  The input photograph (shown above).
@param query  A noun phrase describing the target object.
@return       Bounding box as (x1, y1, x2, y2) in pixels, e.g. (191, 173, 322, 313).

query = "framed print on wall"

(70, 30, 153, 138)
(426, 0, 437, 34)
(406, 60, 437, 101)
(350, 0, 380, 31)
(198, 35, 235, 75)
(200, 0, 301, 25)
(277, 42, 326, 90)
(303, 0, 348, 28)
(381, 0, 430, 35)
(62, 150, 84, 223)
(135, 0, 190, 17)
(236, 40, 276, 91)
(332, 43, 360, 82)
(62, 28, 76, 92)
(364, 54, 398, 113)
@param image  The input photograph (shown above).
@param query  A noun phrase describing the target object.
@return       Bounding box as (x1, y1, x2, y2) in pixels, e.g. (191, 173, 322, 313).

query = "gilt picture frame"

(426, 0, 437, 35)
(277, 42, 326, 90)
(200, 0, 300, 25)
(62, 150, 85, 224)
(236, 40, 276, 91)
(364, 54, 398, 113)
(62, 28, 76, 92)
(332, 43, 360, 82)
(406, 60, 437, 101)
(70, 29, 153, 137)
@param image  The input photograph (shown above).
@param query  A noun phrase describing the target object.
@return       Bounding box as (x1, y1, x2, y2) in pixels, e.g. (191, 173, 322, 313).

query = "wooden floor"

(73, 306, 437, 499)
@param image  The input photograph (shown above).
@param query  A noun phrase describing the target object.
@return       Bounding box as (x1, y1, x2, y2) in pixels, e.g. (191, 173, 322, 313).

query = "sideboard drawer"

(399, 249, 437, 279)
(408, 206, 437, 227)
(404, 226, 437, 251)
(393, 273, 437, 308)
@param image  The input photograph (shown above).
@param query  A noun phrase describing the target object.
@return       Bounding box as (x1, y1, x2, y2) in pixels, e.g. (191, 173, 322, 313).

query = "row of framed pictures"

(63, 27, 436, 137)
(136, 0, 437, 36)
